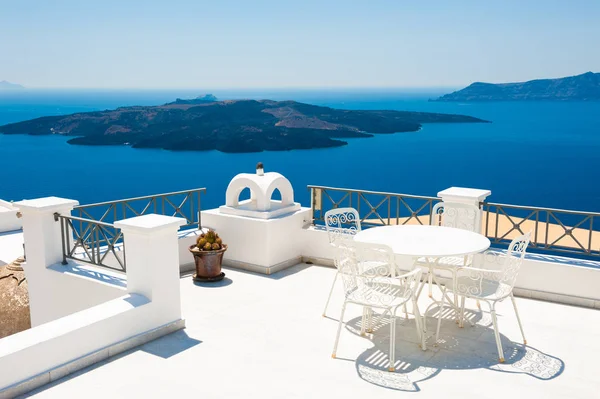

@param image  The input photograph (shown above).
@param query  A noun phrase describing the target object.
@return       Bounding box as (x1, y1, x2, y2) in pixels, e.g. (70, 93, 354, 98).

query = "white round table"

(354, 225, 491, 347)
(354, 225, 490, 258)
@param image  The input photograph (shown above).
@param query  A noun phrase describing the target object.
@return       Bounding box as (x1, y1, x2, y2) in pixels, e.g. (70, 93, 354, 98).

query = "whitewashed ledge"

(0, 319, 185, 399)
(299, 225, 600, 311)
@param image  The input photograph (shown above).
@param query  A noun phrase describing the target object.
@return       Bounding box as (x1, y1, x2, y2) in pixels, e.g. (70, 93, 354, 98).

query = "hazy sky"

(1, 0, 599, 89)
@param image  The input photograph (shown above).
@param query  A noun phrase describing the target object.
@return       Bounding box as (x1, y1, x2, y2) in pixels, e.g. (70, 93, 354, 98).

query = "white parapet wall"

(199, 166, 311, 275)
(300, 224, 600, 307)
(2, 198, 187, 396)
(202, 207, 311, 274)
(0, 199, 22, 233)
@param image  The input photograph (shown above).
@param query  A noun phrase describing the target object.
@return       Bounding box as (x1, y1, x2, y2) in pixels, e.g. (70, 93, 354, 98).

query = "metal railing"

(309, 185, 600, 259)
(74, 188, 206, 230)
(482, 202, 600, 258)
(308, 185, 441, 227)
(55, 213, 126, 271)
(54, 188, 206, 272)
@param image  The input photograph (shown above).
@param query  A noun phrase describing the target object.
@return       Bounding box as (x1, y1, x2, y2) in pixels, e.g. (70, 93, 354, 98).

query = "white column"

(437, 187, 491, 234)
(14, 197, 79, 326)
(437, 187, 491, 208)
(115, 214, 185, 325)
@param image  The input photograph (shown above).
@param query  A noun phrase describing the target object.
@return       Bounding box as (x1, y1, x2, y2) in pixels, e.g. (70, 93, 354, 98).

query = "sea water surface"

(0, 89, 599, 212)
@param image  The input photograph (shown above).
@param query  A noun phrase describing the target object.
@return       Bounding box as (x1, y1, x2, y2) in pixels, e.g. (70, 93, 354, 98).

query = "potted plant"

(189, 230, 227, 282)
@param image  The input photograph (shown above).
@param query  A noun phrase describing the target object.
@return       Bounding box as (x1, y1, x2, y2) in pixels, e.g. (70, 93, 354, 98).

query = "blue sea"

(0, 89, 599, 212)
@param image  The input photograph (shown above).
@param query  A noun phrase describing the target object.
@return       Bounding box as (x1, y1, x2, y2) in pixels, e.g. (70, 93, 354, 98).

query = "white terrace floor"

(24, 263, 600, 398)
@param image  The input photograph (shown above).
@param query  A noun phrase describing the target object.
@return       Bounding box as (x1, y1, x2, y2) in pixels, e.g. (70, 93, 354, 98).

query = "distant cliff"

(0, 99, 488, 153)
(436, 72, 600, 101)
(0, 81, 24, 90)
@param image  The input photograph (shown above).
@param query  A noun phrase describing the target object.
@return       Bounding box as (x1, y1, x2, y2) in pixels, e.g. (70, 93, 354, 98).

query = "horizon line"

(1, 85, 461, 91)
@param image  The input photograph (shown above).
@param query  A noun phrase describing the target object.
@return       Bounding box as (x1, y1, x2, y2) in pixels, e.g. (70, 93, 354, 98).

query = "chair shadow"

(333, 306, 564, 392)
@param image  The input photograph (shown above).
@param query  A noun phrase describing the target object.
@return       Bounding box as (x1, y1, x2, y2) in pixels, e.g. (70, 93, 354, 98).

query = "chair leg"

(459, 296, 466, 328)
(403, 303, 408, 320)
(360, 307, 367, 336)
(428, 271, 433, 298)
(412, 299, 427, 351)
(389, 313, 396, 372)
(452, 269, 459, 323)
(511, 294, 527, 345)
(490, 304, 504, 363)
(322, 272, 339, 317)
(332, 303, 347, 359)
(435, 289, 445, 345)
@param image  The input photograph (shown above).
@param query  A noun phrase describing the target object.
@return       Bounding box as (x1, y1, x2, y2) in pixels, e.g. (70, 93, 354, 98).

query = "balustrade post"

(13, 197, 79, 326)
(115, 214, 185, 325)
(437, 187, 491, 234)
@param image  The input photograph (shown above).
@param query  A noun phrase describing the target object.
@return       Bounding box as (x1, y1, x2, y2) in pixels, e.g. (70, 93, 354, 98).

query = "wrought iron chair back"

(331, 240, 427, 371)
(431, 202, 481, 233)
(449, 232, 532, 362)
(335, 241, 421, 307)
(325, 207, 361, 245)
(461, 232, 532, 299)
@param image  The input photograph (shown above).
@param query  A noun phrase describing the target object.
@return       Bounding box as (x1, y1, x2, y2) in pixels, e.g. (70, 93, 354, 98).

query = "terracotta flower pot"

(189, 244, 227, 282)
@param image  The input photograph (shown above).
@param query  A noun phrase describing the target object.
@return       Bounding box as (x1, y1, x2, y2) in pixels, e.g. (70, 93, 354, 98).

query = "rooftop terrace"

(23, 263, 598, 398)
(1, 169, 599, 398)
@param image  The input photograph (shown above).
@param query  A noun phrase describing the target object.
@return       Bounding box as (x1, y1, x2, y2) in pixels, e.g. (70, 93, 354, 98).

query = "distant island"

(436, 72, 600, 102)
(0, 97, 488, 153)
(165, 94, 218, 105)
(0, 81, 24, 90)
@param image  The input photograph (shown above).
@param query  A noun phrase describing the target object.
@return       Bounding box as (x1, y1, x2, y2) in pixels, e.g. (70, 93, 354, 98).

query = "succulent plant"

(196, 230, 225, 251)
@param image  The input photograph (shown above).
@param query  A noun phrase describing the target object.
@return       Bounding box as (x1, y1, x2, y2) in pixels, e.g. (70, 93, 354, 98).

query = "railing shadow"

(334, 308, 564, 392)
(48, 260, 127, 289)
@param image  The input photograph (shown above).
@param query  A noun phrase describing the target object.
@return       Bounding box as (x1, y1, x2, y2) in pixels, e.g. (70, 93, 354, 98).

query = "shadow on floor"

(192, 276, 234, 288)
(140, 330, 202, 359)
(331, 306, 564, 392)
(22, 330, 202, 397)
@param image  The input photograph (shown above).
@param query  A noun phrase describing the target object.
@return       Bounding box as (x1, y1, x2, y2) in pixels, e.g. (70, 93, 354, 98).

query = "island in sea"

(0, 96, 488, 153)
(0, 81, 25, 90)
(436, 72, 600, 102)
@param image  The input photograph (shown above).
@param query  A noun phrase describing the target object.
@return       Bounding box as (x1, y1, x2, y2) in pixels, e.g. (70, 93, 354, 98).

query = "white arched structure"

(219, 171, 300, 219)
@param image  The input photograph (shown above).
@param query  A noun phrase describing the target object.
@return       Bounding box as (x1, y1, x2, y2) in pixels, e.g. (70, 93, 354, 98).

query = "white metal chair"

(437, 232, 531, 363)
(322, 208, 361, 317)
(417, 201, 482, 298)
(331, 240, 425, 372)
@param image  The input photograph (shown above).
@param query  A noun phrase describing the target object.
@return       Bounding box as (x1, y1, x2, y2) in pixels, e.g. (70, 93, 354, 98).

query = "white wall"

(30, 262, 126, 326)
(0, 199, 22, 233)
(0, 292, 185, 397)
(201, 207, 311, 273)
(300, 225, 600, 304)
(1, 199, 187, 395)
(0, 294, 150, 391)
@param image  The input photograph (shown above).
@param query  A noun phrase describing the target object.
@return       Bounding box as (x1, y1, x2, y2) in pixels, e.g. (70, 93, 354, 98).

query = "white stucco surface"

(202, 207, 311, 273)
(301, 226, 600, 304)
(0, 201, 21, 233)
(0, 230, 24, 266)
(22, 263, 600, 398)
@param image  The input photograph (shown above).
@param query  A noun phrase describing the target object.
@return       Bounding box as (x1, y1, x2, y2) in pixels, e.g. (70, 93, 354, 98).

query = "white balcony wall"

(299, 225, 600, 306)
(1, 200, 186, 397)
(28, 263, 126, 326)
(0, 199, 22, 233)
(201, 207, 311, 274)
